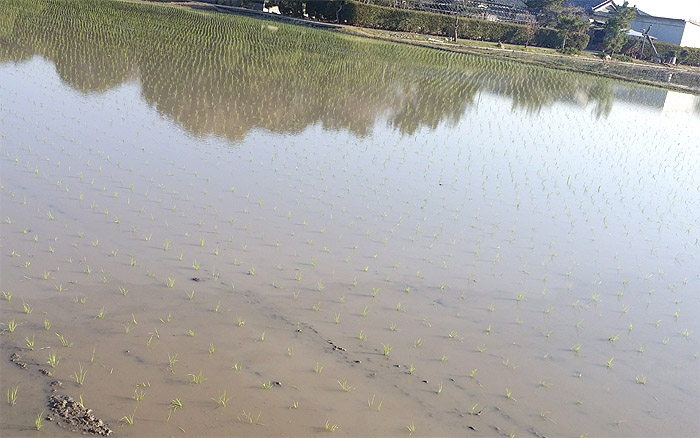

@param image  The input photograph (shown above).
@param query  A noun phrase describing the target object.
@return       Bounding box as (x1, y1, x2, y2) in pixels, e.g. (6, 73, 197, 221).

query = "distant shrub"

(619, 37, 700, 66)
(612, 53, 635, 62)
(295, 1, 589, 50)
(278, 0, 304, 17)
(306, 1, 343, 21)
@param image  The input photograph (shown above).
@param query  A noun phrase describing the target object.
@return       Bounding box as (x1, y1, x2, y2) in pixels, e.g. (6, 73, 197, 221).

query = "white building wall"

(630, 16, 685, 45)
(680, 21, 700, 48)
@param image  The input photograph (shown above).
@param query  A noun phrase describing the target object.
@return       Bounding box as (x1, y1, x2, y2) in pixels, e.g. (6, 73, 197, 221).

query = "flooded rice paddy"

(1, 0, 699, 436)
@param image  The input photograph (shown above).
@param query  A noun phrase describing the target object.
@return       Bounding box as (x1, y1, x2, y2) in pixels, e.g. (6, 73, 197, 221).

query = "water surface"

(1, 1, 699, 437)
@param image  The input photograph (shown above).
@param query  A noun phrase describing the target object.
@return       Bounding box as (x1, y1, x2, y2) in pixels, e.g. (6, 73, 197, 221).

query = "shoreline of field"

(140, 0, 700, 95)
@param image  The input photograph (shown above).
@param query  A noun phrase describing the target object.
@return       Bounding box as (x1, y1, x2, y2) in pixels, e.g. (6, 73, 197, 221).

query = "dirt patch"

(47, 394, 113, 436)
(10, 352, 27, 369)
(8, 352, 113, 436)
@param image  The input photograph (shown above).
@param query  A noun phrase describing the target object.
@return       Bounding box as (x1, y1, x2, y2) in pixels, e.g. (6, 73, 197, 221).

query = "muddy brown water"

(1, 1, 700, 437)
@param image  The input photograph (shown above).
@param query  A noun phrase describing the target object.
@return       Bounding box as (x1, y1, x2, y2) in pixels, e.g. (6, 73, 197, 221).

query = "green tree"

(526, 0, 564, 25)
(523, 13, 538, 48)
(602, 1, 636, 55)
(525, 0, 563, 11)
(556, 15, 589, 52)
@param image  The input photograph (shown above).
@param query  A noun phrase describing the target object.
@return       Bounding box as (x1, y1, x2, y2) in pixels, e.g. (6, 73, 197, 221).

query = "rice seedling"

(35, 411, 44, 431)
(407, 421, 416, 435)
(325, 420, 339, 432)
(540, 410, 557, 424)
(1, 291, 11, 302)
(7, 386, 18, 406)
(56, 333, 72, 347)
(382, 344, 392, 356)
(166, 278, 175, 288)
(133, 388, 146, 402)
(167, 399, 183, 421)
(469, 403, 483, 416)
(635, 375, 647, 384)
(314, 361, 324, 374)
(46, 351, 60, 368)
(212, 390, 230, 407)
(70, 362, 87, 386)
(238, 410, 263, 425)
(448, 330, 463, 341)
(187, 370, 205, 384)
(22, 300, 32, 314)
(25, 335, 34, 350)
(337, 379, 355, 392)
(5, 319, 18, 333)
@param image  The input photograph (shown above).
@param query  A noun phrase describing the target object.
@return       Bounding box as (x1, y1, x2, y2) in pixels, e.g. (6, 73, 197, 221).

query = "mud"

(47, 394, 113, 436)
(9, 352, 27, 369)
(8, 352, 113, 436)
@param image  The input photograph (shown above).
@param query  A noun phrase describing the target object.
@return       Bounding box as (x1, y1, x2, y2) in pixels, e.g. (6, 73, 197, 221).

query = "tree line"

(526, 0, 637, 54)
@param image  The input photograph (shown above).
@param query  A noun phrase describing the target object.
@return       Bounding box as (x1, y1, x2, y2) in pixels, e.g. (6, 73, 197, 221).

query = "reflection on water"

(2, 1, 699, 438)
(4, 0, 694, 141)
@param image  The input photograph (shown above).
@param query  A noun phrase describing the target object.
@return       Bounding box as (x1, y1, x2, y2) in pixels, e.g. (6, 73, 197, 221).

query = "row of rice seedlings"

(2, 0, 698, 435)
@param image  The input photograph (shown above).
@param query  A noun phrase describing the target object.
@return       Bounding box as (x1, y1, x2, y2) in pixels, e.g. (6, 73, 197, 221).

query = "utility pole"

(453, 0, 460, 42)
(641, 25, 662, 63)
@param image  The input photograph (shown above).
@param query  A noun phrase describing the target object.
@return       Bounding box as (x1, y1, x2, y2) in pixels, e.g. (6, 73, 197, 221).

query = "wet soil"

(8, 352, 113, 436)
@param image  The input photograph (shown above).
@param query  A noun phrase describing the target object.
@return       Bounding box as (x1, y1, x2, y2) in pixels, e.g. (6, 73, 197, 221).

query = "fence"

(360, 0, 537, 24)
